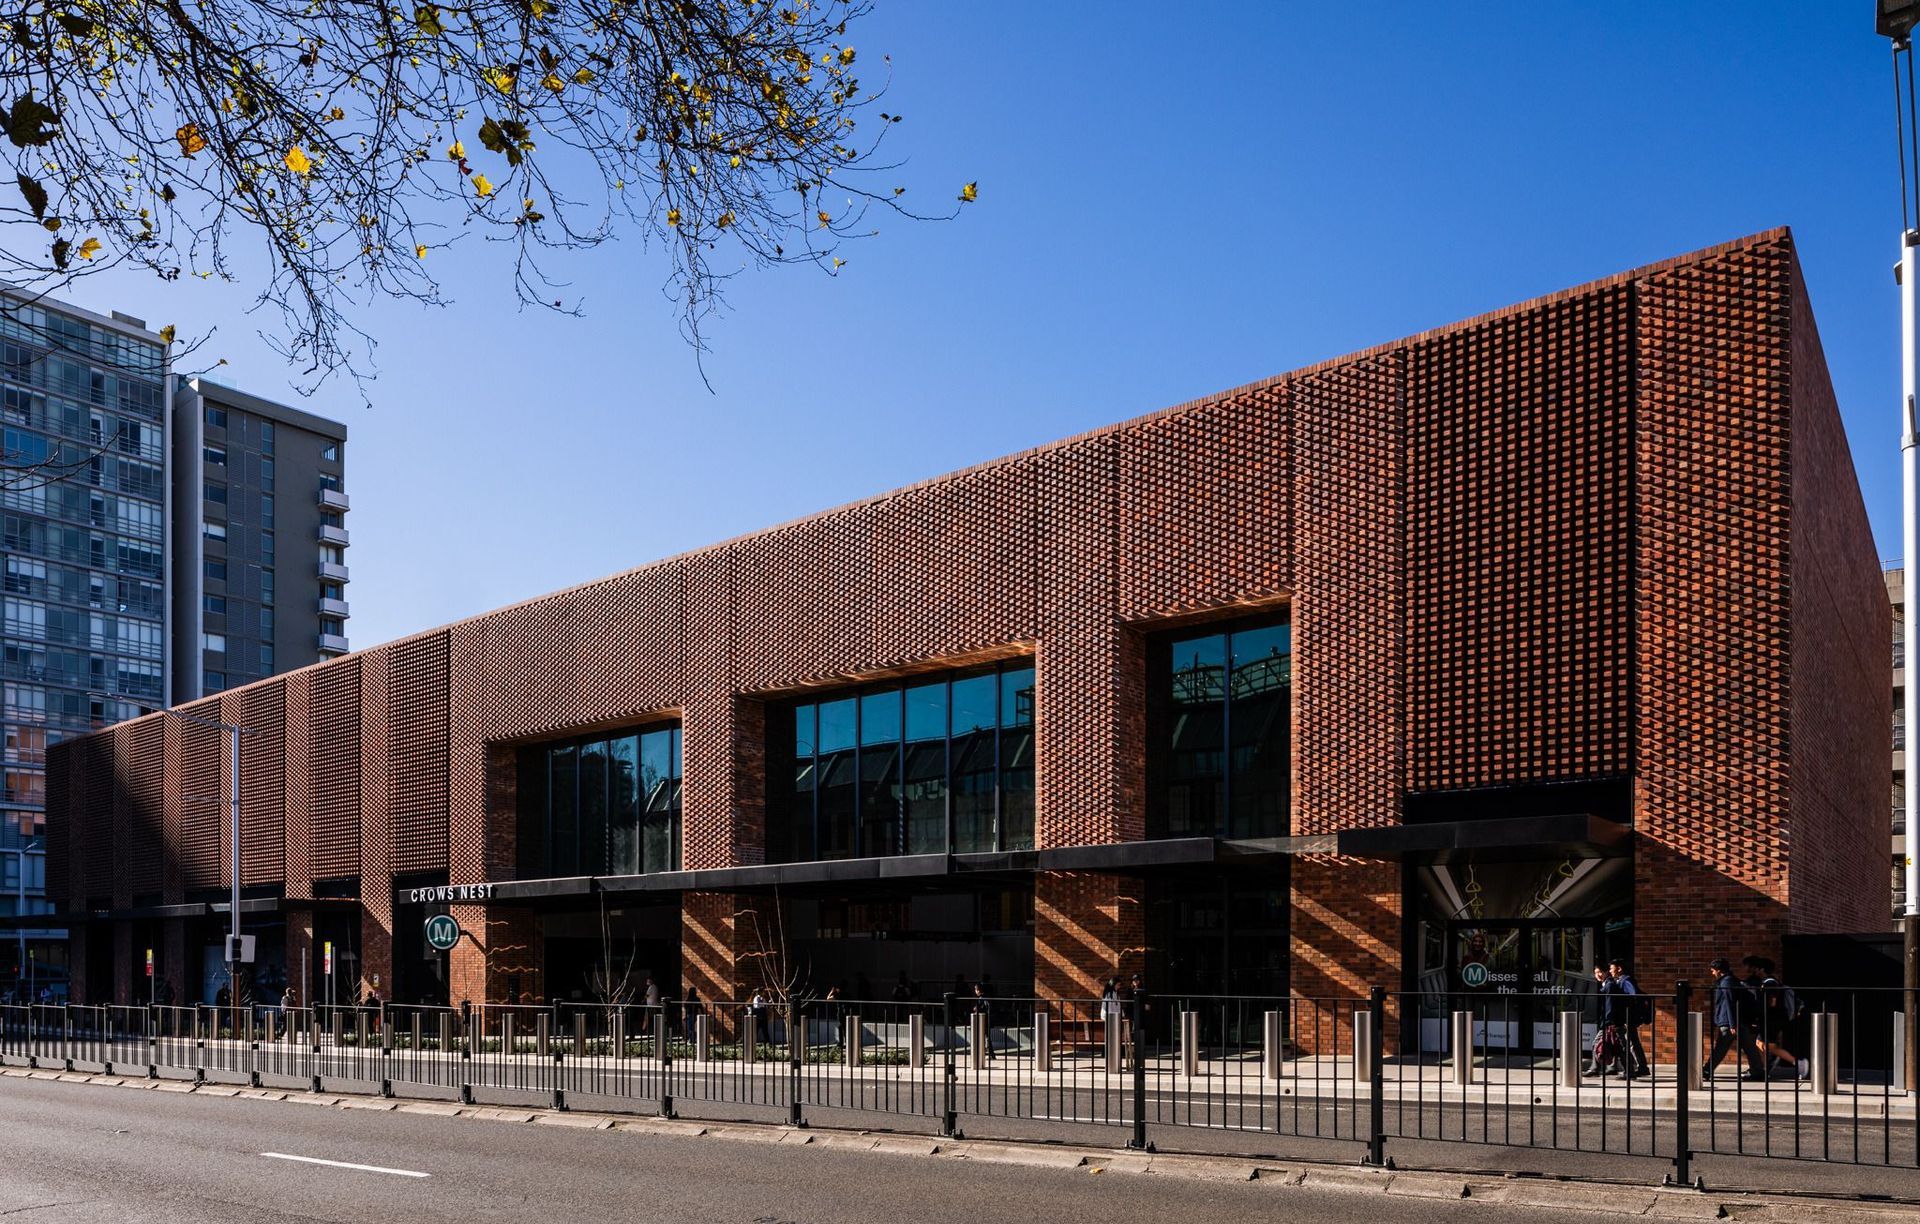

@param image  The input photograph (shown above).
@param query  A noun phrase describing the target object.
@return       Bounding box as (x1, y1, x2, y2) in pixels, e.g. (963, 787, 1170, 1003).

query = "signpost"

(145, 948, 154, 1007)
(424, 914, 461, 953)
(1461, 962, 1490, 990)
(323, 940, 334, 1017)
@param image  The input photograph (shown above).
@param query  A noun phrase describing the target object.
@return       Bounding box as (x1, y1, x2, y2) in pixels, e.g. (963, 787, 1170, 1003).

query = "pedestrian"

(642, 975, 659, 1035)
(1702, 957, 1765, 1081)
(1748, 956, 1808, 1080)
(682, 985, 700, 1042)
(1582, 966, 1619, 1077)
(971, 981, 993, 1061)
(748, 987, 767, 1048)
(1607, 957, 1649, 1080)
(823, 984, 844, 1049)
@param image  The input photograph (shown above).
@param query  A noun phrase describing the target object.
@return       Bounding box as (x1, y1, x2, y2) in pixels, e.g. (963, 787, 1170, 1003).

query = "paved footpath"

(2, 1070, 1918, 1223)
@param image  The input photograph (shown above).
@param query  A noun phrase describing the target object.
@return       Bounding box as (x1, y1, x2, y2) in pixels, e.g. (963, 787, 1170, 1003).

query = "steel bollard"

(1352, 1008, 1375, 1083)
(536, 1013, 550, 1059)
(909, 1014, 926, 1070)
(1264, 1010, 1283, 1081)
(1033, 1012, 1049, 1073)
(1559, 1011, 1583, 1089)
(694, 1014, 711, 1063)
(743, 1012, 758, 1065)
(1897, 1012, 1909, 1094)
(1179, 1010, 1199, 1078)
(1681, 1011, 1704, 1092)
(1810, 1012, 1840, 1096)
(1450, 1011, 1473, 1086)
(845, 1013, 862, 1068)
(970, 1012, 988, 1070)
(1105, 1012, 1122, 1075)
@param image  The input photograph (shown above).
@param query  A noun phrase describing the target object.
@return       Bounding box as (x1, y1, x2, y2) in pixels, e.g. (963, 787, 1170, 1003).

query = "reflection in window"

(518, 724, 682, 878)
(771, 661, 1036, 862)
(1150, 614, 1291, 840)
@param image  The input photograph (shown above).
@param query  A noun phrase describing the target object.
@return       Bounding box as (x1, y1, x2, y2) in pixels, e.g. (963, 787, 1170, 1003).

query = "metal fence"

(5, 985, 1920, 1188)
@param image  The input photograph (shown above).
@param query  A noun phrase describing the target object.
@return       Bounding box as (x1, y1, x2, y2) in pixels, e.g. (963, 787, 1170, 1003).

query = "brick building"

(43, 230, 1886, 1055)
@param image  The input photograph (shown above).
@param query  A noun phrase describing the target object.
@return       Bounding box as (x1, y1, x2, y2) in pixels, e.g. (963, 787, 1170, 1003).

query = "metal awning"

(1335, 813, 1631, 863)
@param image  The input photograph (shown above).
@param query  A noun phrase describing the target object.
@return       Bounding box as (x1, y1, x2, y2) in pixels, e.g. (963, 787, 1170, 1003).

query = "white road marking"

(259, 1152, 431, 1178)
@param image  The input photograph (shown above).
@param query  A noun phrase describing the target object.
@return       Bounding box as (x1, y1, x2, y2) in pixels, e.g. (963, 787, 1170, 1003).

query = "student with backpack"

(1747, 956, 1808, 1080)
(1607, 957, 1649, 1080)
(1703, 957, 1767, 1081)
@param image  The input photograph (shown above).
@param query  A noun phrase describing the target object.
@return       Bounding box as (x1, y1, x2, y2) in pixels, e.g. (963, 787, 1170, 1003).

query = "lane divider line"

(260, 1151, 430, 1178)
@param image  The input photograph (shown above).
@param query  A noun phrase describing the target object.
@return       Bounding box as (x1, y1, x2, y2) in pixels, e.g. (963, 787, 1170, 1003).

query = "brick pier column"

(447, 905, 539, 1006)
(1289, 856, 1400, 1055)
(1034, 871, 1145, 1002)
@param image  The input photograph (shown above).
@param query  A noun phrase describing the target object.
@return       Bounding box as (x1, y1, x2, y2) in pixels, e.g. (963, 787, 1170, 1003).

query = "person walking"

(641, 975, 659, 1036)
(1582, 965, 1620, 1077)
(970, 981, 993, 1062)
(1703, 957, 1765, 1081)
(1748, 957, 1808, 1080)
(682, 985, 700, 1043)
(1607, 957, 1649, 1080)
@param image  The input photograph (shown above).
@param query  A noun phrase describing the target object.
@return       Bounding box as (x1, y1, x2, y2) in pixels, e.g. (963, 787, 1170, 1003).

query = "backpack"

(1762, 976, 1803, 1022)
(1593, 1024, 1621, 1066)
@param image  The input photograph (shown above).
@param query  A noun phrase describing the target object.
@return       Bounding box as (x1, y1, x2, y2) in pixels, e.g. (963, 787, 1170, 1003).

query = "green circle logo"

(424, 914, 461, 953)
(1461, 962, 1489, 989)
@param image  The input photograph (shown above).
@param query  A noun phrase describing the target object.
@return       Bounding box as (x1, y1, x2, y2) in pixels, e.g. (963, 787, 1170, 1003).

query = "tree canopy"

(0, 0, 969, 389)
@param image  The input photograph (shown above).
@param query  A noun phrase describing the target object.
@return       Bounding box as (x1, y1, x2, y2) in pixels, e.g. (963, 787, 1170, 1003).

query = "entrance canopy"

(1336, 813, 1630, 864)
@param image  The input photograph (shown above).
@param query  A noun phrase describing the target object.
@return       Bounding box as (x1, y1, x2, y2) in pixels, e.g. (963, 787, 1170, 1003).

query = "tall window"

(517, 724, 682, 878)
(1148, 614, 1291, 840)
(770, 660, 1035, 862)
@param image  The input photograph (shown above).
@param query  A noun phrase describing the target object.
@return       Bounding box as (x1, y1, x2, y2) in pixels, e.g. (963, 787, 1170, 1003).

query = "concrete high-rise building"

(0, 294, 351, 1001)
(170, 379, 348, 701)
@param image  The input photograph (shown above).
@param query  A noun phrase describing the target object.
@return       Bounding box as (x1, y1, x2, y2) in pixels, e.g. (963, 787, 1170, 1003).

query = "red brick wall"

(1634, 237, 1796, 998)
(1786, 259, 1890, 936)
(1034, 871, 1146, 1001)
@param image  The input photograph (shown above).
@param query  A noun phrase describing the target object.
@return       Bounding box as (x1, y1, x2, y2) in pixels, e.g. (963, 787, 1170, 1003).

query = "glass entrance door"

(1448, 921, 1596, 1055)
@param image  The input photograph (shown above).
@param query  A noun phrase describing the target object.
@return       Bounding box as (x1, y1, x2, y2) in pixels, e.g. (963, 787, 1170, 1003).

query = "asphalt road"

(0, 1076, 1649, 1224)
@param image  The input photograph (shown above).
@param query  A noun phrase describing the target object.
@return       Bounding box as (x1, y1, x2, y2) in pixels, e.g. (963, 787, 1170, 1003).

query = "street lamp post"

(1879, 0, 1920, 1094)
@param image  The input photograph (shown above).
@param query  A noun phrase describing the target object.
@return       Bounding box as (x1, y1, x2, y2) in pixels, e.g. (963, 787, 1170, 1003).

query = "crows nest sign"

(403, 884, 495, 905)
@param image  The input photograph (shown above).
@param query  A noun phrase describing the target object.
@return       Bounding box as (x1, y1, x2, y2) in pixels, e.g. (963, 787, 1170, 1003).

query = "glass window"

(261, 494, 274, 527)
(203, 594, 225, 615)
(260, 568, 273, 601)
(259, 641, 273, 672)
(322, 442, 339, 461)
(204, 558, 226, 581)
(260, 457, 274, 492)
(773, 660, 1036, 863)
(203, 670, 225, 691)
(203, 481, 226, 504)
(260, 530, 274, 564)
(205, 407, 226, 428)
(1149, 615, 1290, 840)
(203, 446, 225, 466)
(203, 520, 225, 541)
(516, 724, 681, 879)
(260, 421, 274, 455)
(260, 606, 273, 635)
(202, 632, 226, 654)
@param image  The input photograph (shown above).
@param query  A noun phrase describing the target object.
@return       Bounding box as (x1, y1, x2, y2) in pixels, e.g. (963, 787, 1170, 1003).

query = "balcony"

(318, 487, 350, 512)
(317, 524, 350, 547)
(318, 596, 351, 619)
(317, 632, 350, 654)
(318, 560, 349, 582)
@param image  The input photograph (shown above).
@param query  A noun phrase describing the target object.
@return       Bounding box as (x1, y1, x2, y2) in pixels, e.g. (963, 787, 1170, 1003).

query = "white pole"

(1904, 230, 1918, 927)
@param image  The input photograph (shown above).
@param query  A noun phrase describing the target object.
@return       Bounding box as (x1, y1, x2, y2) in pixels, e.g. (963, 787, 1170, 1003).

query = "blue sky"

(80, 3, 1905, 650)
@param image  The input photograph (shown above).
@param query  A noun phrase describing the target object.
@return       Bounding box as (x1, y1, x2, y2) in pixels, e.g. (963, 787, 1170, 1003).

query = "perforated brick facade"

(46, 230, 1884, 1014)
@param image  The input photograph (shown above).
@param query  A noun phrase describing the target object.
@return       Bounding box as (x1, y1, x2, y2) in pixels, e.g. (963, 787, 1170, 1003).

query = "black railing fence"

(5, 984, 1920, 1188)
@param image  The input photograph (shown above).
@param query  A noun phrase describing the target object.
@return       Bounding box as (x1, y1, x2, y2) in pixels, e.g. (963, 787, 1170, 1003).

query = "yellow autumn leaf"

(326, 106, 345, 122)
(415, 244, 427, 258)
(447, 138, 465, 160)
(158, 324, 176, 345)
(666, 207, 680, 226)
(959, 181, 977, 203)
(284, 145, 313, 175)
(76, 237, 102, 260)
(716, 210, 734, 228)
(730, 154, 741, 168)
(472, 173, 493, 197)
(816, 210, 830, 227)
(838, 46, 855, 65)
(541, 71, 565, 93)
(485, 67, 515, 93)
(572, 67, 594, 85)
(175, 122, 206, 158)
